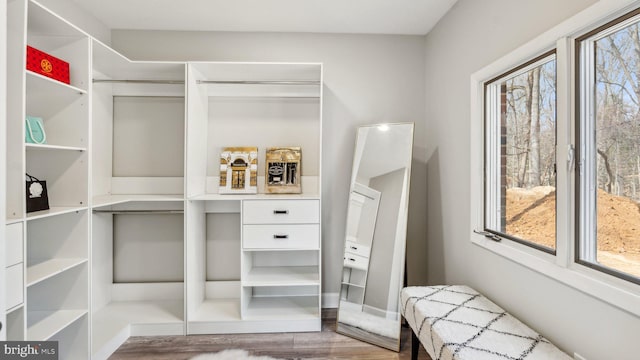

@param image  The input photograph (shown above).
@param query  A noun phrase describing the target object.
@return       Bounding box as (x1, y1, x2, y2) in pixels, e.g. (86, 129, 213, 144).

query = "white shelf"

(26, 206, 87, 221)
(190, 193, 320, 201)
(92, 194, 185, 208)
(243, 296, 319, 320)
(93, 300, 183, 327)
(26, 258, 88, 287)
(243, 266, 319, 287)
(26, 70, 87, 95)
(27, 309, 87, 341)
(191, 298, 241, 322)
(6, 218, 24, 225)
(7, 303, 25, 314)
(25, 143, 86, 152)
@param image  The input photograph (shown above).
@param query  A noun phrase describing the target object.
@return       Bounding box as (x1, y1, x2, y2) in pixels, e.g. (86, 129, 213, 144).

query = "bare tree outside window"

(591, 22, 640, 278)
(488, 58, 557, 251)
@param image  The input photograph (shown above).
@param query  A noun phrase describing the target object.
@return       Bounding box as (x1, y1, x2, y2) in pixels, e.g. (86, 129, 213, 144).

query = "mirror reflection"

(336, 123, 414, 351)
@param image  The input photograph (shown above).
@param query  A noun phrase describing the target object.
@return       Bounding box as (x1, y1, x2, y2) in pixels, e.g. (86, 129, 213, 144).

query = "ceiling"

(69, 0, 458, 35)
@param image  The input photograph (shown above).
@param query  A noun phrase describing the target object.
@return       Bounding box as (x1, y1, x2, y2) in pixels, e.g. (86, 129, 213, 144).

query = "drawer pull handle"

(350, 246, 358, 250)
(273, 234, 289, 239)
(273, 210, 289, 215)
(348, 258, 356, 262)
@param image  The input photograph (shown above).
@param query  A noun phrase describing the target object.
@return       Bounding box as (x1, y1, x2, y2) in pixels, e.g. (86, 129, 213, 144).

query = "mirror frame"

(335, 122, 415, 351)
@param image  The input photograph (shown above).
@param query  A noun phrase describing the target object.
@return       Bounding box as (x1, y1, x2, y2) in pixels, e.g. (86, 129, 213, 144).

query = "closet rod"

(93, 79, 184, 84)
(92, 210, 184, 215)
(196, 80, 320, 85)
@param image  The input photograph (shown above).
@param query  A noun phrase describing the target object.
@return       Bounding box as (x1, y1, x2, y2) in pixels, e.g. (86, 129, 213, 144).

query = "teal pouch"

(25, 116, 46, 144)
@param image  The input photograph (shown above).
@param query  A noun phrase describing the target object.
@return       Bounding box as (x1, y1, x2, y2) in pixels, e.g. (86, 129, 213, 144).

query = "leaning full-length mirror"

(336, 122, 414, 351)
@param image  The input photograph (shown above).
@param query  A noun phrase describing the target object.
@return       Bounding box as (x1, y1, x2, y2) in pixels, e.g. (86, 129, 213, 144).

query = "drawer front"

(345, 240, 370, 258)
(6, 222, 23, 266)
(243, 200, 319, 224)
(243, 224, 319, 249)
(6, 263, 24, 310)
(344, 252, 369, 271)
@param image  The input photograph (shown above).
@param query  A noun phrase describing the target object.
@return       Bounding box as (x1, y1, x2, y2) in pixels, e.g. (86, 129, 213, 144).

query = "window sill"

(471, 233, 640, 318)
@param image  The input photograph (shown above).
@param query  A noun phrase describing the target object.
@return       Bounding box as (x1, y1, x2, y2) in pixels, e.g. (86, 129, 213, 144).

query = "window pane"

(486, 56, 557, 251)
(590, 21, 640, 279)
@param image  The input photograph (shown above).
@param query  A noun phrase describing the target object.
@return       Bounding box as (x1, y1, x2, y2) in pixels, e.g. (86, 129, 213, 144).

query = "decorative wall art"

(265, 147, 301, 194)
(219, 147, 258, 194)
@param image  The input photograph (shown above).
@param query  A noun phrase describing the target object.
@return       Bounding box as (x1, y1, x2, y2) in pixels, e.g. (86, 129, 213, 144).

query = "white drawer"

(344, 252, 369, 271)
(243, 224, 319, 249)
(243, 200, 319, 224)
(6, 222, 23, 266)
(345, 240, 370, 258)
(6, 263, 24, 310)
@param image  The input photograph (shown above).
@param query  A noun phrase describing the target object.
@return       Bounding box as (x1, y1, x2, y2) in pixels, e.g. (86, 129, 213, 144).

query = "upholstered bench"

(401, 285, 572, 360)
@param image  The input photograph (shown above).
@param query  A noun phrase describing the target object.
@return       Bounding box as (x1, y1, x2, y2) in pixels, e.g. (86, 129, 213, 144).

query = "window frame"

(483, 49, 558, 256)
(469, 0, 640, 318)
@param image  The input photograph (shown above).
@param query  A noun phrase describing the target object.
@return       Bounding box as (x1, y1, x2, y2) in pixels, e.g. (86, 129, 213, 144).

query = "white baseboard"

(322, 292, 339, 308)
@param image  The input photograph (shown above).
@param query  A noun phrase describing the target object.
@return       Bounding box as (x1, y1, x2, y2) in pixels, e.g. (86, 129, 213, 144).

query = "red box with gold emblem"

(26, 46, 70, 84)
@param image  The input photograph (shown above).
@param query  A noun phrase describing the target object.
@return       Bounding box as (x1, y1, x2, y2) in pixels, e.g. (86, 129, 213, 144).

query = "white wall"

(424, 0, 640, 359)
(110, 30, 428, 297)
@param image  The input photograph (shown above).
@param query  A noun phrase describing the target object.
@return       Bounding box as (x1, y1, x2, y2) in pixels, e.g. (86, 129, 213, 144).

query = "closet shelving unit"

(4, 2, 324, 358)
(185, 62, 323, 334)
(90, 39, 186, 360)
(5, 0, 90, 358)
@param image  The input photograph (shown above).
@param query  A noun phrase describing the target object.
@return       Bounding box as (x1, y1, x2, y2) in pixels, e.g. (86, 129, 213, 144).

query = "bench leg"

(411, 330, 419, 360)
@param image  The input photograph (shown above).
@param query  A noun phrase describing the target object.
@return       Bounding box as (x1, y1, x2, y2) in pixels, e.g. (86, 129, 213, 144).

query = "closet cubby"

(185, 62, 322, 199)
(186, 200, 243, 334)
(91, 200, 185, 359)
(26, 263, 88, 343)
(91, 39, 186, 207)
(26, 210, 88, 287)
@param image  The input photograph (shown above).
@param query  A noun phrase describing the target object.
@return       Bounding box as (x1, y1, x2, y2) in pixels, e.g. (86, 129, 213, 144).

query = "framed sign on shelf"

(265, 147, 301, 194)
(219, 147, 258, 194)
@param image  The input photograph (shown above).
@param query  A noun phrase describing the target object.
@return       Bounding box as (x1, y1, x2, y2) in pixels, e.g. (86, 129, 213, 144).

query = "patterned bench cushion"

(401, 285, 572, 360)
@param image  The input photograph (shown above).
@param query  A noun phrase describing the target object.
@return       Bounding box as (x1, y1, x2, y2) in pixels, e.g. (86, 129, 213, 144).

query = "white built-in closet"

(3, 1, 323, 359)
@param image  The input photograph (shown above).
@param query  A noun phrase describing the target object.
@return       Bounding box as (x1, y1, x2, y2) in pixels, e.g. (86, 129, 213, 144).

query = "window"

(484, 52, 557, 253)
(578, 11, 640, 283)
(472, 0, 640, 318)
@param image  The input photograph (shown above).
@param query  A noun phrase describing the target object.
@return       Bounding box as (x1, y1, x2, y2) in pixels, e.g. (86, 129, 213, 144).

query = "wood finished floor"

(109, 309, 432, 360)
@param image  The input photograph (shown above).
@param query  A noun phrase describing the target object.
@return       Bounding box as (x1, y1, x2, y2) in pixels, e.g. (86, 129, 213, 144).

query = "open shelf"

(92, 194, 184, 208)
(243, 266, 319, 287)
(190, 193, 320, 201)
(27, 309, 87, 341)
(26, 70, 87, 95)
(25, 143, 86, 152)
(26, 258, 88, 287)
(26, 206, 87, 221)
(243, 296, 319, 320)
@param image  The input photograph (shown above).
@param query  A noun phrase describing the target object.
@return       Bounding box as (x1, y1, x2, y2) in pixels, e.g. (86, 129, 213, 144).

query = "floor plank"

(108, 309, 432, 359)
